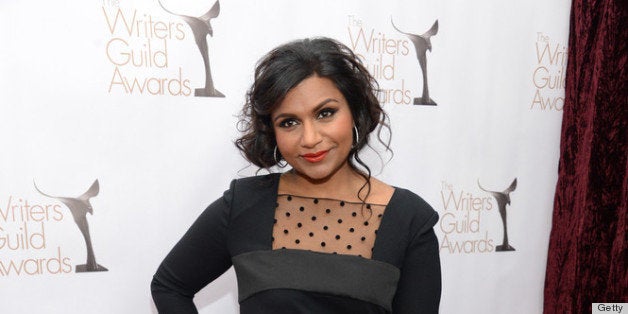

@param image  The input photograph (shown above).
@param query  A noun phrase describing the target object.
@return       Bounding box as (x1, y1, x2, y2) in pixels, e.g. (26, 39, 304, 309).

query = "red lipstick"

(301, 150, 328, 163)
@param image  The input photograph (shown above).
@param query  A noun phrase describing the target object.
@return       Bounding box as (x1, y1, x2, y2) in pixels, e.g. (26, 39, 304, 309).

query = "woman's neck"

(278, 167, 367, 202)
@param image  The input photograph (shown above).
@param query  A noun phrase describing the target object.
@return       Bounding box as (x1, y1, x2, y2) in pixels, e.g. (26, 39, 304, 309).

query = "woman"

(151, 37, 441, 313)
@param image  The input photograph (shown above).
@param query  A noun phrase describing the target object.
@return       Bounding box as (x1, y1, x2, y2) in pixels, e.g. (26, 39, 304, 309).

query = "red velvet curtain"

(543, 0, 627, 312)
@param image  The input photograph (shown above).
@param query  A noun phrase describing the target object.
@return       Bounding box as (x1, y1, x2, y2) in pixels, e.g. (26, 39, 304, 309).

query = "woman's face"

(271, 75, 354, 182)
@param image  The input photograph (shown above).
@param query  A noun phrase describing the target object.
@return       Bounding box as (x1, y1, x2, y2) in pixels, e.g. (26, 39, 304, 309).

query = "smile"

(301, 150, 329, 163)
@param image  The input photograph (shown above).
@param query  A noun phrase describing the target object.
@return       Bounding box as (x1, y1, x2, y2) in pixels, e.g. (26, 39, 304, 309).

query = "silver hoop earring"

(274, 146, 287, 167)
(352, 125, 360, 148)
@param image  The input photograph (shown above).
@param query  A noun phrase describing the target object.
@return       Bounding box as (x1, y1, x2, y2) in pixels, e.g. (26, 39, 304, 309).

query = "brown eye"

(278, 118, 299, 128)
(317, 108, 337, 119)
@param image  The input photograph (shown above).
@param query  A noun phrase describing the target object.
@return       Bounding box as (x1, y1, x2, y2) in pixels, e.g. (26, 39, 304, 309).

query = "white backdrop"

(0, 0, 570, 313)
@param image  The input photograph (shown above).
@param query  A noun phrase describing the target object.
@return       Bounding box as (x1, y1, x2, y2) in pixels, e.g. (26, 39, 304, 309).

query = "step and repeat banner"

(0, 0, 570, 313)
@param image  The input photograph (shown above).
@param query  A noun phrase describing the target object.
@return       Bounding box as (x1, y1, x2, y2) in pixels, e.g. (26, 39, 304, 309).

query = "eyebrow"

(272, 98, 339, 122)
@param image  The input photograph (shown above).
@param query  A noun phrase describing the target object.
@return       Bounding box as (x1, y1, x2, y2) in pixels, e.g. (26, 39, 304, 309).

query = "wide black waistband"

(232, 249, 400, 312)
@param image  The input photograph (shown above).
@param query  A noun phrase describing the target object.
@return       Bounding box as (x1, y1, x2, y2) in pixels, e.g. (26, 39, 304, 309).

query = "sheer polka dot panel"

(272, 194, 386, 259)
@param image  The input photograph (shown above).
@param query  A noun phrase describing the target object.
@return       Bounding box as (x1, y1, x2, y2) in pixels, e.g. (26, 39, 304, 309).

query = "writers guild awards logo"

(391, 18, 438, 106)
(478, 178, 517, 252)
(159, 0, 225, 97)
(34, 180, 108, 272)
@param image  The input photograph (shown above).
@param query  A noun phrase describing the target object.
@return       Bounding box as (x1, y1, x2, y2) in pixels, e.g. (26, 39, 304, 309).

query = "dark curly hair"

(235, 37, 391, 201)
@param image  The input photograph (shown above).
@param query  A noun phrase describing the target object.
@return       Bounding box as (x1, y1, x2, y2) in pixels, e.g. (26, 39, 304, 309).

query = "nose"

(300, 122, 322, 148)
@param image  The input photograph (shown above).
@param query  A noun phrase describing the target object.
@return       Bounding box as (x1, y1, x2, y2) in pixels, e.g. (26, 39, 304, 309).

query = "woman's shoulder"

(390, 187, 433, 209)
(229, 173, 281, 191)
(386, 184, 439, 234)
(223, 173, 280, 204)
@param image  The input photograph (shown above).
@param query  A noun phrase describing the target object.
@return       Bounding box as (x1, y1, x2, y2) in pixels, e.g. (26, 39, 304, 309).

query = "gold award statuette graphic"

(478, 178, 517, 252)
(391, 18, 438, 106)
(34, 180, 108, 272)
(159, 0, 224, 97)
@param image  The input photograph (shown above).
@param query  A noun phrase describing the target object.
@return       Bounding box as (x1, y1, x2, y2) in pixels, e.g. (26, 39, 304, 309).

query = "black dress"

(151, 173, 441, 313)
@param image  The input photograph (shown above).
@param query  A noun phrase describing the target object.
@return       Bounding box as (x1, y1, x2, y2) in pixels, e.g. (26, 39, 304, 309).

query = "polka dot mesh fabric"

(272, 194, 386, 259)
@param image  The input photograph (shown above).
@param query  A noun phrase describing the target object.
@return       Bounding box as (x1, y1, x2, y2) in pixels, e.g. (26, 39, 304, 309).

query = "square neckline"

(266, 173, 401, 260)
